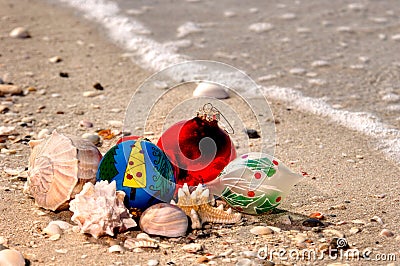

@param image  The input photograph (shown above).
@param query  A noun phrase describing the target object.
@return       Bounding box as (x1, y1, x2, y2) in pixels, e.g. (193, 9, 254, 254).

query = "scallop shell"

(69, 180, 137, 239)
(139, 203, 188, 238)
(26, 130, 102, 211)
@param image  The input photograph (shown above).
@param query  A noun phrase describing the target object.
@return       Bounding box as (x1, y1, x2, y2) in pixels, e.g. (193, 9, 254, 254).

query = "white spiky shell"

(26, 130, 102, 211)
(69, 180, 137, 239)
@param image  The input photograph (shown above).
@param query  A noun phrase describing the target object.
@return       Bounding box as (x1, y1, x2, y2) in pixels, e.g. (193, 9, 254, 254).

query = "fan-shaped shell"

(139, 203, 188, 238)
(26, 130, 102, 211)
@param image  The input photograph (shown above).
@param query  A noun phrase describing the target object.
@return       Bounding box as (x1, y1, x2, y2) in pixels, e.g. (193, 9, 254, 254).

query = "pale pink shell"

(26, 130, 102, 211)
(139, 203, 188, 238)
(69, 180, 137, 238)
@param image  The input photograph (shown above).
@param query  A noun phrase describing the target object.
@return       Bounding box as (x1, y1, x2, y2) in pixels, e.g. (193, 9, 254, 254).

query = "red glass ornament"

(157, 107, 236, 187)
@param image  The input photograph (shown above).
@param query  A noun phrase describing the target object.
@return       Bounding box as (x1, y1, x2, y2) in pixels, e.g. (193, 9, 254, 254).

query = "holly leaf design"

(245, 158, 276, 177)
(221, 187, 281, 214)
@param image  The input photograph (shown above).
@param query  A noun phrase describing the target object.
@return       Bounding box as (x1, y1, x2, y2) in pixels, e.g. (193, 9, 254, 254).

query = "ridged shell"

(124, 237, 159, 249)
(69, 180, 137, 239)
(26, 130, 102, 211)
(139, 203, 188, 238)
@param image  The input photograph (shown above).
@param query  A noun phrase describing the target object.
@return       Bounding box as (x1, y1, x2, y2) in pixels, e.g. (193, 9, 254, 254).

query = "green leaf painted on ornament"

(98, 145, 119, 181)
(245, 158, 276, 177)
(221, 187, 280, 214)
(221, 187, 257, 207)
(254, 195, 280, 214)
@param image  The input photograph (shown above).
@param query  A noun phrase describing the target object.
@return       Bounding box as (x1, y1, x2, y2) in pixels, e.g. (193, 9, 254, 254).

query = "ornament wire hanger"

(197, 103, 235, 134)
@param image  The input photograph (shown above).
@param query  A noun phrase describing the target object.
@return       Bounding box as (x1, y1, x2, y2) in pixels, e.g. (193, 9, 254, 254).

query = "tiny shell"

(43, 223, 62, 236)
(48, 220, 73, 230)
(379, 229, 394, 237)
(124, 237, 158, 250)
(193, 82, 229, 99)
(139, 203, 188, 238)
(0, 249, 25, 266)
(0, 85, 23, 96)
(182, 243, 203, 253)
(108, 245, 125, 253)
(249, 226, 274, 235)
(9, 27, 30, 38)
(26, 130, 102, 211)
(309, 212, 324, 220)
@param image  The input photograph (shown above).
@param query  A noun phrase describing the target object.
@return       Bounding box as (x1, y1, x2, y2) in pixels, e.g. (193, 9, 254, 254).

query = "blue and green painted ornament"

(97, 139, 176, 211)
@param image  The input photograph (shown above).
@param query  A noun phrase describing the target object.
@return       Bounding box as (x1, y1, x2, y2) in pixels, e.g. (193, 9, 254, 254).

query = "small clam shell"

(0, 249, 25, 266)
(193, 82, 229, 99)
(43, 223, 62, 236)
(139, 203, 188, 238)
(9, 27, 30, 38)
(48, 220, 73, 230)
(124, 237, 158, 250)
(108, 245, 125, 253)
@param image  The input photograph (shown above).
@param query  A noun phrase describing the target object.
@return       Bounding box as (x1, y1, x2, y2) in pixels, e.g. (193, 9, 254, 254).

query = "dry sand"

(0, 0, 399, 265)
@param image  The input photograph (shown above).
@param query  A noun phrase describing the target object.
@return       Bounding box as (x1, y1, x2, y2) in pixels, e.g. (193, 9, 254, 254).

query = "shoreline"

(56, 0, 400, 165)
(0, 0, 399, 265)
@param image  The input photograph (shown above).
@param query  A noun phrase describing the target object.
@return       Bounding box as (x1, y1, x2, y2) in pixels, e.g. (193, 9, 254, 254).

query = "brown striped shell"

(139, 203, 188, 238)
(26, 130, 102, 211)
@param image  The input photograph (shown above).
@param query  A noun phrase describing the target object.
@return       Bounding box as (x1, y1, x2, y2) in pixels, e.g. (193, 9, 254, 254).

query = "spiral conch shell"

(69, 180, 137, 238)
(25, 130, 102, 211)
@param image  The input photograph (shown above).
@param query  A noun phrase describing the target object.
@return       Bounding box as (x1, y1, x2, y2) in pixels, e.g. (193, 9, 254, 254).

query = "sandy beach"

(0, 0, 399, 265)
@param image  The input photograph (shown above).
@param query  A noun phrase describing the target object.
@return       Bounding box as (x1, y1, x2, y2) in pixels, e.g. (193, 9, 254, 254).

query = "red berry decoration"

(157, 104, 236, 187)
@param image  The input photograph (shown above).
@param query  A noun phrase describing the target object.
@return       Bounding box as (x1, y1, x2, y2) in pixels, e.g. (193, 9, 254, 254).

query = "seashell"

(124, 237, 158, 250)
(379, 229, 394, 237)
(249, 226, 274, 235)
(136, 233, 158, 242)
(43, 223, 62, 236)
(0, 249, 25, 266)
(37, 128, 50, 139)
(9, 27, 30, 38)
(193, 82, 229, 99)
(25, 130, 102, 211)
(108, 245, 125, 253)
(47, 220, 73, 230)
(182, 243, 203, 253)
(0, 84, 23, 96)
(48, 56, 62, 63)
(69, 180, 137, 239)
(139, 203, 188, 238)
(309, 212, 324, 220)
(172, 184, 241, 229)
(81, 133, 100, 145)
(370, 215, 384, 225)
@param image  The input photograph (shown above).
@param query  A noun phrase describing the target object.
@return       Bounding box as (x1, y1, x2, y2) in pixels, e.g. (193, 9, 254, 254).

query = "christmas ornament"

(206, 152, 303, 215)
(157, 103, 236, 187)
(96, 139, 176, 211)
(116, 135, 140, 144)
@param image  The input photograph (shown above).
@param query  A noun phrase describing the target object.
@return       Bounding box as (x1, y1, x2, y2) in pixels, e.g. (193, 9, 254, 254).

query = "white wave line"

(263, 86, 400, 163)
(59, 0, 399, 164)
(59, 0, 188, 71)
